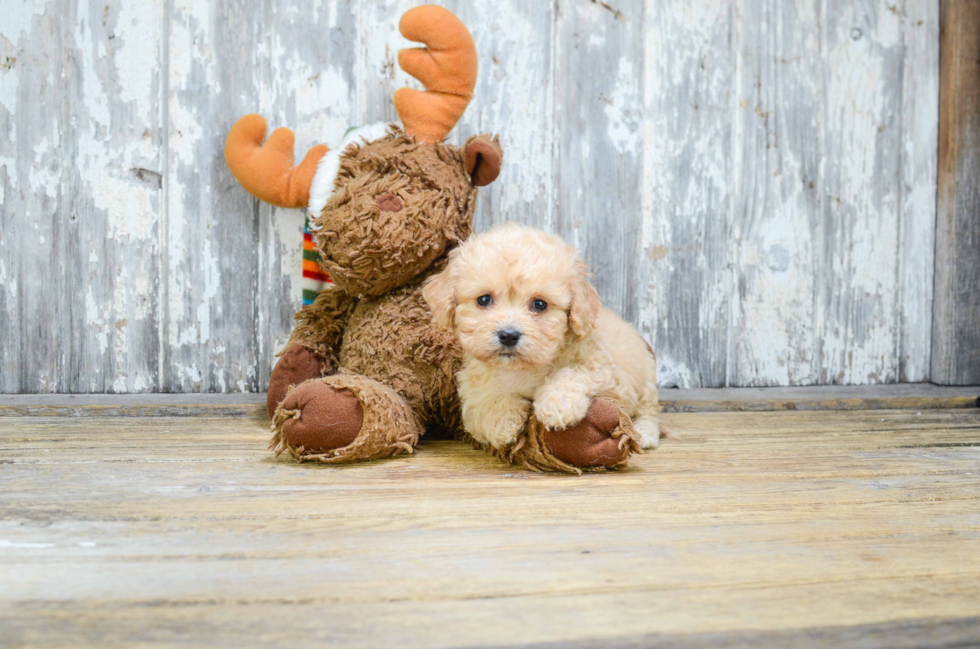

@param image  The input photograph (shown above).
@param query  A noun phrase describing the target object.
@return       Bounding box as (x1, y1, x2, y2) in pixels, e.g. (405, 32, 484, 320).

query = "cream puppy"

(423, 224, 662, 451)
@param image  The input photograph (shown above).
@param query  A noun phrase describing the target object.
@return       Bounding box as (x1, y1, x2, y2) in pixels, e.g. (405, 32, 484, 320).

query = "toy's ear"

(422, 262, 458, 331)
(464, 135, 503, 186)
(568, 258, 601, 341)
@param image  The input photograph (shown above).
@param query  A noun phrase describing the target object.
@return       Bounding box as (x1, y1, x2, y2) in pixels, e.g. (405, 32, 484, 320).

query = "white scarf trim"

(307, 122, 392, 220)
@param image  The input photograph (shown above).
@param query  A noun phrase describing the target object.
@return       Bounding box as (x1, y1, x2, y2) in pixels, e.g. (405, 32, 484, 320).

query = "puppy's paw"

(465, 396, 531, 449)
(633, 416, 661, 450)
(533, 387, 591, 430)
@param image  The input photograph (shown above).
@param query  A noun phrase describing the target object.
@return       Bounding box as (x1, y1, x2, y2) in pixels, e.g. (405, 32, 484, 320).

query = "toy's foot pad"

(543, 398, 630, 468)
(280, 380, 363, 452)
(267, 344, 327, 418)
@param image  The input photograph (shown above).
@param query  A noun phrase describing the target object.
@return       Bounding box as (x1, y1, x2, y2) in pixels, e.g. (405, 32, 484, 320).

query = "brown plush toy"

(223, 5, 639, 473)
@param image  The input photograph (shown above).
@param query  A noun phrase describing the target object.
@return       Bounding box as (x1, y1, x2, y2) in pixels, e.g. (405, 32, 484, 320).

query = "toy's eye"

(531, 299, 548, 312)
(476, 294, 493, 308)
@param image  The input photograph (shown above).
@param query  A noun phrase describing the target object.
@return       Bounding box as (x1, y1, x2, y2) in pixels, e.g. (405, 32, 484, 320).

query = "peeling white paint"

(29, 137, 59, 200)
(76, 1, 111, 129)
(86, 284, 109, 357)
(0, 258, 11, 300)
(286, 62, 351, 148)
(93, 171, 157, 241)
(114, 2, 162, 120)
(0, 155, 16, 193)
(605, 58, 640, 156)
(0, 0, 49, 41)
(273, 207, 305, 307)
(461, 0, 554, 224)
(0, 65, 18, 115)
(657, 354, 695, 390)
(174, 363, 202, 386)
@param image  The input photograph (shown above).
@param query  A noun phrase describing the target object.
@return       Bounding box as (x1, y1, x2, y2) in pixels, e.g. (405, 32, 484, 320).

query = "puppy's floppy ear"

(568, 258, 601, 340)
(423, 264, 457, 331)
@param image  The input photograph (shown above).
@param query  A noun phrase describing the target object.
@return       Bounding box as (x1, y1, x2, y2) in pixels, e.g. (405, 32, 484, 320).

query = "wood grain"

(1, 1, 167, 393)
(932, 0, 980, 385)
(641, 0, 733, 388)
(0, 2, 71, 393)
(899, 0, 940, 383)
(1, 407, 979, 647)
(67, 0, 166, 393)
(164, 0, 262, 392)
(452, 0, 557, 232)
(555, 0, 644, 325)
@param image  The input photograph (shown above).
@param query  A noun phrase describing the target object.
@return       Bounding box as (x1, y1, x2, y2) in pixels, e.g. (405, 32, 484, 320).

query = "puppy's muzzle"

(497, 327, 522, 349)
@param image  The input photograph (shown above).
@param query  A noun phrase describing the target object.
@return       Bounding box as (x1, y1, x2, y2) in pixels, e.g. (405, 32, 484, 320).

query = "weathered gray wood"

(932, 0, 980, 385)
(724, 0, 937, 387)
(453, 0, 557, 232)
(69, 1, 165, 393)
(1, 2, 76, 393)
(555, 0, 644, 325)
(1, 1, 166, 394)
(819, 0, 909, 385)
(164, 0, 262, 392)
(900, 0, 940, 382)
(640, 0, 734, 388)
(0, 0, 948, 392)
(727, 0, 823, 386)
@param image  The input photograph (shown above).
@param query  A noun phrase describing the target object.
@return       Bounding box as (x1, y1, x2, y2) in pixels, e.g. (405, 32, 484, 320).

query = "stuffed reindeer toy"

(223, 5, 640, 473)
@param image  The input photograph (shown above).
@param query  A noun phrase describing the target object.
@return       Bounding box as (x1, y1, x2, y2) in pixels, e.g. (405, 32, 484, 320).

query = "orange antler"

(224, 114, 329, 208)
(394, 5, 478, 143)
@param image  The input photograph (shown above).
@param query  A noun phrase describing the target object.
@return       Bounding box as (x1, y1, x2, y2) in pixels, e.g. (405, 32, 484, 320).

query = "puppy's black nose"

(497, 328, 522, 348)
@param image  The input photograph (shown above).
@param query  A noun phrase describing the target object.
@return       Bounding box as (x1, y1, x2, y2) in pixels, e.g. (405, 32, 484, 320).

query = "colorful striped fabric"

(303, 217, 332, 306)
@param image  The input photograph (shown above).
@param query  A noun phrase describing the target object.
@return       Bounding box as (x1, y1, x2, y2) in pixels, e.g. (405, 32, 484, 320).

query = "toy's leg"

(266, 344, 329, 418)
(269, 373, 422, 464)
(499, 398, 641, 474)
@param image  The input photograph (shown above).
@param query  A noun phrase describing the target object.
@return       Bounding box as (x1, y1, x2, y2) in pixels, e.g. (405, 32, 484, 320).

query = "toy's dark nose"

(497, 328, 522, 348)
(376, 193, 402, 212)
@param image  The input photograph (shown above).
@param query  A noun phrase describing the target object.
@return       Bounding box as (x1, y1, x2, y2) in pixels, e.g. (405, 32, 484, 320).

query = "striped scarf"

(302, 216, 332, 306)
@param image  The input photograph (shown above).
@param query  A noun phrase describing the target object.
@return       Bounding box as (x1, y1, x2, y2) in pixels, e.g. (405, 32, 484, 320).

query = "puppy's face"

(424, 226, 601, 369)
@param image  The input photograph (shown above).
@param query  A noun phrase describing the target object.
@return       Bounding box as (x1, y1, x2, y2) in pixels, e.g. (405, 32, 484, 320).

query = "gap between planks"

(0, 384, 976, 418)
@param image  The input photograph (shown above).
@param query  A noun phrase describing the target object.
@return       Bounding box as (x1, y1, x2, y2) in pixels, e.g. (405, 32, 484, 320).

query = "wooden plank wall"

(932, 0, 980, 385)
(0, 0, 944, 392)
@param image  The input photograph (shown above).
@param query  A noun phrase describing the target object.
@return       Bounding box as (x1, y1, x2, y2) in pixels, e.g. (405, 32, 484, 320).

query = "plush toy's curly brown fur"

(316, 131, 476, 298)
(268, 130, 477, 463)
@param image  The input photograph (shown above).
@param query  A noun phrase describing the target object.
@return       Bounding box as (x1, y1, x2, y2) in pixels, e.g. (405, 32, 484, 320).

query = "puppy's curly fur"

(423, 224, 662, 450)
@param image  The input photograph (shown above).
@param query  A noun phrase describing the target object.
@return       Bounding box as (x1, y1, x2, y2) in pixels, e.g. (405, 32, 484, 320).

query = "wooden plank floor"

(1, 401, 980, 647)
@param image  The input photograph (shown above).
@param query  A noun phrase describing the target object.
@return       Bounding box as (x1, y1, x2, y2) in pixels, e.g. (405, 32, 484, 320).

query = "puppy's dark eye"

(476, 294, 493, 308)
(531, 299, 548, 312)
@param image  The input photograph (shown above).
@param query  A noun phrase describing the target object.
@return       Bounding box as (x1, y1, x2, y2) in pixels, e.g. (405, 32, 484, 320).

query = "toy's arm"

(266, 286, 356, 418)
(286, 285, 357, 367)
